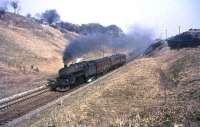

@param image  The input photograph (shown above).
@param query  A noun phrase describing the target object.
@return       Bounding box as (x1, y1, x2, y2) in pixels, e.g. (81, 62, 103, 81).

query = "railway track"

(0, 81, 52, 125)
(0, 60, 133, 126)
(0, 84, 49, 111)
(0, 78, 97, 126)
(0, 82, 92, 126)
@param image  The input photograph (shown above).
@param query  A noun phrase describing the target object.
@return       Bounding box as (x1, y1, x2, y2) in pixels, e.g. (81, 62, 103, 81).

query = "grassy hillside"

(0, 13, 78, 98)
(0, 12, 126, 98)
(25, 46, 200, 127)
(0, 13, 79, 73)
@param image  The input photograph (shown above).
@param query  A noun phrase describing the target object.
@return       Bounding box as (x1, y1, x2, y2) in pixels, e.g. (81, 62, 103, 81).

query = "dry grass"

(0, 12, 80, 74)
(0, 13, 126, 99)
(21, 47, 200, 127)
(0, 24, 67, 73)
(1, 13, 200, 127)
(0, 62, 52, 99)
(0, 14, 78, 98)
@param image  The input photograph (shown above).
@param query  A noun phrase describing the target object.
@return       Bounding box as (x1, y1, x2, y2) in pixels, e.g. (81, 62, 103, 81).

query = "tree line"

(0, 0, 60, 25)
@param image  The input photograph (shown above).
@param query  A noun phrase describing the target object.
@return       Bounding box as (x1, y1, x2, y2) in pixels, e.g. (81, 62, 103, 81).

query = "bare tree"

(0, 0, 8, 18)
(10, 0, 20, 14)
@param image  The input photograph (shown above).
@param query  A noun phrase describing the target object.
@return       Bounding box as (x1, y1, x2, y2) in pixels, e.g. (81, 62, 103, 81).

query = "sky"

(5, 0, 200, 38)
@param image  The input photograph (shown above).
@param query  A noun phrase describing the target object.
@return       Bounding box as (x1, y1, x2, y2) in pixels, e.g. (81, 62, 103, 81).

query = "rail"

(0, 81, 50, 110)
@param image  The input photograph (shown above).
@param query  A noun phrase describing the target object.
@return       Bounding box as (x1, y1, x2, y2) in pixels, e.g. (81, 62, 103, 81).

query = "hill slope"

(0, 13, 79, 73)
(22, 45, 200, 126)
(0, 13, 78, 98)
(0, 13, 130, 99)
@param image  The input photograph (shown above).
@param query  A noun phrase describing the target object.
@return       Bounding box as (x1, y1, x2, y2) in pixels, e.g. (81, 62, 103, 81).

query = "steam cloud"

(63, 25, 154, 62)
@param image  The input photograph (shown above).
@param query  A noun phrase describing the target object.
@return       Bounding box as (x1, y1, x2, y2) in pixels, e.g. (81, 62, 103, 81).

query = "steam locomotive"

(51, 54, 126, 91)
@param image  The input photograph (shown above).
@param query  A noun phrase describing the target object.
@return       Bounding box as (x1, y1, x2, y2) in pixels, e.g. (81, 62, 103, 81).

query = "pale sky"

(14, 0, 200, 37)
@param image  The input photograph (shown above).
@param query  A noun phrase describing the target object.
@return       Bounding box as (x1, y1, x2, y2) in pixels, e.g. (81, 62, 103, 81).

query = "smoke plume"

(63, 25, 154, 62)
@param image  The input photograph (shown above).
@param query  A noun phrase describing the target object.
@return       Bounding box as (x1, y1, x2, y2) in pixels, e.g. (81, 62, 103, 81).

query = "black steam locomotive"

(52, 54, 126, 91)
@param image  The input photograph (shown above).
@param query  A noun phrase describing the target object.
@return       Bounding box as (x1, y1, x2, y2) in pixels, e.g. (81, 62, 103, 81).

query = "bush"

(0, 9, 6, 17)
(0, 0, 8, 17)
(41, 9, 60, 25)
(167, 30, 200, 49)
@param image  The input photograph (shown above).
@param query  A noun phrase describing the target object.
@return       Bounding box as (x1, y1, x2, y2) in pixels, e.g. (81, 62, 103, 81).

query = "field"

(0, 13, 79, 98)
(19, 46, 200, 127)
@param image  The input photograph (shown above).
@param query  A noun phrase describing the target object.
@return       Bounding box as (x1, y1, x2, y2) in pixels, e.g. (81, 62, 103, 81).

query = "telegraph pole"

(165, 29, 168, 39)
(101, 42, 105, 57)
(103, 46, 104, 57)
(159, 32, 163, 39)
(178, 26, 181, 34)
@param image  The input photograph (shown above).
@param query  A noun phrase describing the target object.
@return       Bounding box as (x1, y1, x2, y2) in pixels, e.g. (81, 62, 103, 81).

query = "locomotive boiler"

(52, 54, 126, 91)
